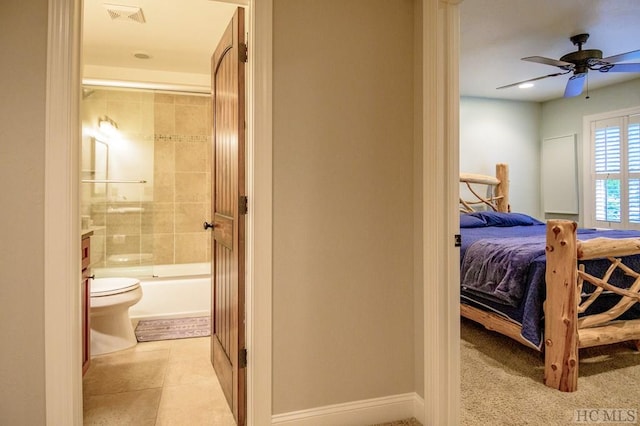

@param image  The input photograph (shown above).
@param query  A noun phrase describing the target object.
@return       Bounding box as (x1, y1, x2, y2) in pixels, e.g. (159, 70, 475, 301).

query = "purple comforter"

(460, 211, 640, 348)
(461, 235, 546, 307)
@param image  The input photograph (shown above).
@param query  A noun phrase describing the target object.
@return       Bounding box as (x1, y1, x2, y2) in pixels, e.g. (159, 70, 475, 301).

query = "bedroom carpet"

(373, 418, 422, 426)
(134, 316, 211, 342)
(461, 317, 640, 425)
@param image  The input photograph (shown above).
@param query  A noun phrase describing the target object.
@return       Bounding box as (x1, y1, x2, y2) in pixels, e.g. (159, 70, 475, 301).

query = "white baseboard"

(413, 394, 425, 425)
(272, 392, 424, 426)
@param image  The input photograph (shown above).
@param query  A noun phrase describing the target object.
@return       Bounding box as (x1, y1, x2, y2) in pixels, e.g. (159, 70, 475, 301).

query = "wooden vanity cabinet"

(81, 234, 91, 375)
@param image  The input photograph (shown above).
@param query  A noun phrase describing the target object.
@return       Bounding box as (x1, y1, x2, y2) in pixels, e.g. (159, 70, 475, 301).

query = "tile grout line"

(153, 340, 174, 425)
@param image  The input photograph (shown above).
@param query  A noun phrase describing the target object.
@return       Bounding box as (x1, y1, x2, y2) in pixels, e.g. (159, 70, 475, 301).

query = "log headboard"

(460, 163, 510, 213)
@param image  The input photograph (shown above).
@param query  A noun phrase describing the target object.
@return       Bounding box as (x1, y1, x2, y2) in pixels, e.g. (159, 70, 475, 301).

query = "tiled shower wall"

(149, 93, 212, 265)
(82, 88, 211, 271)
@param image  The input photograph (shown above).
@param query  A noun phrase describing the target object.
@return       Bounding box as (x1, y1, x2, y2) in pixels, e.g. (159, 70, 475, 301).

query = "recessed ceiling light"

(133, 52, 151, 60)
(518, 83, 534, 89)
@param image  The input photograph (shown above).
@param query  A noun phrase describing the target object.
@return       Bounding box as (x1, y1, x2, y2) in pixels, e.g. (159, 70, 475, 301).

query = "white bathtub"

(94, 262, 212, 320)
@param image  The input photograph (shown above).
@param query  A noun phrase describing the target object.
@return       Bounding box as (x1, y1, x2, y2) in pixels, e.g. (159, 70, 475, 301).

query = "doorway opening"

(81, 1, 247, 424)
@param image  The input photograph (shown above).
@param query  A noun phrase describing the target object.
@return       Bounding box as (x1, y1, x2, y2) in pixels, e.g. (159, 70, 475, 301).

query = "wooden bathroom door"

(210, 7, 246, 426)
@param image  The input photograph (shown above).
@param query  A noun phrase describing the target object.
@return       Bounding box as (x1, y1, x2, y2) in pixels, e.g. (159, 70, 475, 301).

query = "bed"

(460, 163, 640, 392)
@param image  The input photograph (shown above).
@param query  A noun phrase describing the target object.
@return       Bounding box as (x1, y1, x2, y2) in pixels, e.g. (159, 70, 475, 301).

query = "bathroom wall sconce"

(98, 116, 119, 136)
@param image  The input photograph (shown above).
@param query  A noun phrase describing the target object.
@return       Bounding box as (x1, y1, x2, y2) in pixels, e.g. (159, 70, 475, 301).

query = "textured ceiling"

(82, 0, 640, 102)
(461, 0, 640, 102)
(82, 0, 237, 76)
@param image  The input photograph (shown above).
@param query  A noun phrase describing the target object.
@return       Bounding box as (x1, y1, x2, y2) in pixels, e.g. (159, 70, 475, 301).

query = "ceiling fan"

(497, 33, 640, 97)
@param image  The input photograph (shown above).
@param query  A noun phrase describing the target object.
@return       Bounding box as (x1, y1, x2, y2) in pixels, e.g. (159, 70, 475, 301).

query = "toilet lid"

(91, 277, 140, 296)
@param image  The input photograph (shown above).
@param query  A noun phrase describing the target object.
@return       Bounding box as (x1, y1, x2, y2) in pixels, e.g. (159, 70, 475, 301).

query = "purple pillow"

(469, 211, 544, 227)
(460, 213, 487, 228)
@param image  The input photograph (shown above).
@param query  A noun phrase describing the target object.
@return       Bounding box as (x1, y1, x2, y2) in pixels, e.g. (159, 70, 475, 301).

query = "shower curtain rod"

(82, 78, 210, 96)
(81, 179, 147, 184)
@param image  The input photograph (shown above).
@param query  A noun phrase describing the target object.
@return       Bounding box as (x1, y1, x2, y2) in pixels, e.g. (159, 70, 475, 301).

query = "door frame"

(44, 0, 272, 424)
(44, 0, 459, 424)
(422, 2, 462, 424)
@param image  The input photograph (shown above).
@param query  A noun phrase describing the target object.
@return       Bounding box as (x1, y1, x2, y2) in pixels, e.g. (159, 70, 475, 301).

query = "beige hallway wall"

(273, 0, 417, 414)
(0, 0, 48, 423)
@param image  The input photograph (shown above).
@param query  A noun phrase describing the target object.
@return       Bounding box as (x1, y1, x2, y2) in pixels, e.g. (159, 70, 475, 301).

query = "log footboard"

(544, 220, 579, 391)
(544, 220, 640, 391)
(460, 165, 640, 391)
(460, 219, 640, 392)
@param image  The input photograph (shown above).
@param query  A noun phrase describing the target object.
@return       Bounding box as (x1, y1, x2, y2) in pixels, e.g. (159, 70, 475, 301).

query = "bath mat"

(134, 316, 211, 342)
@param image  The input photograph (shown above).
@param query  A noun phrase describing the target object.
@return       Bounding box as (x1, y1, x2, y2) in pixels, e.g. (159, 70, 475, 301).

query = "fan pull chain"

(585, 73, 590, 99)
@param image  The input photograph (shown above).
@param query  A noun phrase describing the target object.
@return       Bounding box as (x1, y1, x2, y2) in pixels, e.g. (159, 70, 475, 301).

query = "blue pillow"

(460, 213, 487, 228)
(469, 211, 544, 227)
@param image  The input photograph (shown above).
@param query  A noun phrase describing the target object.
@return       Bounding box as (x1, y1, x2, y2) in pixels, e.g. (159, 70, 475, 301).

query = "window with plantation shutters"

(587, 110, 640, 229)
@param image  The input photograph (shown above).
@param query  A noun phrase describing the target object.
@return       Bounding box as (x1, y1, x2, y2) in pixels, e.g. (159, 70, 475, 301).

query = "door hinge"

(239, 348, 247, 368)
(454, 234, 461, 247)
(239, 43, 248, 63)
(239, 195, 248, 215)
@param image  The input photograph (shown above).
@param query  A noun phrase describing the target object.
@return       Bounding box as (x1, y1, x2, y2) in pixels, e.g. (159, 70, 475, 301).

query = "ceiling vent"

(103, 4, 146, 24)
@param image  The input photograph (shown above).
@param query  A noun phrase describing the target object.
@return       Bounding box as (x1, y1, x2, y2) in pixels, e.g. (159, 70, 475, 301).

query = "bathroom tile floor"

(83, 336, 236, 425)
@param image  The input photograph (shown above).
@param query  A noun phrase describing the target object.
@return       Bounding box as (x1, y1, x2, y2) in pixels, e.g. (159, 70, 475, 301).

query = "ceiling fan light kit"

(497, 33, 640, 98)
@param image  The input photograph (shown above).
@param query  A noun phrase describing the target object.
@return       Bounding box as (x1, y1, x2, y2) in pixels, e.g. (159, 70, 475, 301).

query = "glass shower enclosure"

(81, 86, 212, 279)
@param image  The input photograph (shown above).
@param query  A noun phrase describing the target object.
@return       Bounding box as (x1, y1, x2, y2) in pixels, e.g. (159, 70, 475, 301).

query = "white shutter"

(594, 119, 622, 225)
(595, 179, 606, 221)
(594, 126, 620, 173)
(628, 117, 640, 223)
(586, 108, 640, 229)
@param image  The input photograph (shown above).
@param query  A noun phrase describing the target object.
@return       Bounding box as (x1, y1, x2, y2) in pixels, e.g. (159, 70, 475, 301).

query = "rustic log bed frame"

(460, 163, 640, 392)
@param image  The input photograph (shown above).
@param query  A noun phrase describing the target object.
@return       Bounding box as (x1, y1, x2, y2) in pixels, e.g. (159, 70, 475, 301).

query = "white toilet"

(90, 277, 143, 356)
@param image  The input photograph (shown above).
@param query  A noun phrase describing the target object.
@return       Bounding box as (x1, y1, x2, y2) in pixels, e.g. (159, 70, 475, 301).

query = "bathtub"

(93, 262, 212, 320)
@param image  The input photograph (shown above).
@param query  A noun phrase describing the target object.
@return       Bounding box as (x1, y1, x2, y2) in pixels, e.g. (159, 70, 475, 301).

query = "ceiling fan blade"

(522, 56, 574, 68)
(496, 71, 569, 90)
(601, 63, 640, 73)
(601, 49, 640, 64)
(564, 74, 585, 98)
